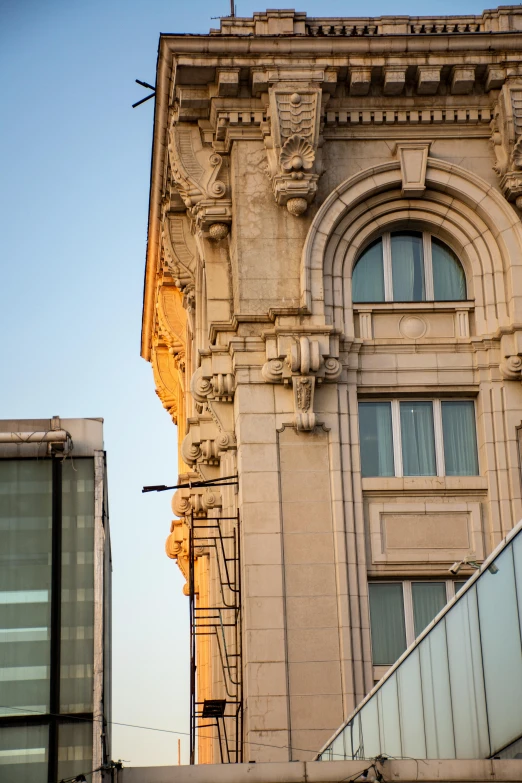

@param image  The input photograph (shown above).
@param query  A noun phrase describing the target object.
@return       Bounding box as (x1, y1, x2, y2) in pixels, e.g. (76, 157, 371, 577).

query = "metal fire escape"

(188, 508, 242, 764)
(143, 474, 242, 764)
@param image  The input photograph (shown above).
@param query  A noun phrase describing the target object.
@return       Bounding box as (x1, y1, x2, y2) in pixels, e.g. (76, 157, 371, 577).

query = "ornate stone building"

(141, 5, 522, 766)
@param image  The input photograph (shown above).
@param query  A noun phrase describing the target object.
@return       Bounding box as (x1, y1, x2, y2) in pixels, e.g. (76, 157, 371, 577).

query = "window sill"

(353, 301, 474, 312)
(361, 476, 488, 492)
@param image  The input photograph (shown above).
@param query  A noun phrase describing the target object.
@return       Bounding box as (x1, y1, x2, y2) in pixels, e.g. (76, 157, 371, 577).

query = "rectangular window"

(441, 401, 479, 476)
(400, 401, 436, 476)
(369, 580, 461, 667)
(368, 583, 407, 665)
(358, 399, 479, 478)
(411, 582, 447, 637)
(359, 402, 394, 478)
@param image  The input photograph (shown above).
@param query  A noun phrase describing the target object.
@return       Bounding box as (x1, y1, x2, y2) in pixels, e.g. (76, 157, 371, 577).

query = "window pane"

(441, 401, 479, 476)
(0, 461, 52, 717)
(368, 583, 407, 665)
(420, 619, 456, 758)
(0, 724, 48, 783)
(352, 239, 385, 302)
(57, 722, 93, 783)
(391, 231, 424, 301)
(432, 238, 466, 300)
(358, 402, 394, 477)
(61, 460, 95, 713)
(412, 582, 447, 637)
(397, 648, 426, 759)
(446, 586, 490, 758)
(400, 401, 436, 476)
(477, 546, 522, 753)
(455, 580, 468, 594)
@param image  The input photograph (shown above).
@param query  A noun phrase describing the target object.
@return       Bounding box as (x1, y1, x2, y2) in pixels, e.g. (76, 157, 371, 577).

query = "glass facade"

(0, 444, 108, 783)
(318, 520, 522, 761)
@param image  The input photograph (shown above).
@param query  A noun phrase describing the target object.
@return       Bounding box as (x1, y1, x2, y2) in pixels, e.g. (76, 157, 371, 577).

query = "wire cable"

(0, 704, 351, 759)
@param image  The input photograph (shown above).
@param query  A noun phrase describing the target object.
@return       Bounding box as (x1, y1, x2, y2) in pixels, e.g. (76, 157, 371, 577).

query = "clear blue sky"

(1, 0, 490, 768)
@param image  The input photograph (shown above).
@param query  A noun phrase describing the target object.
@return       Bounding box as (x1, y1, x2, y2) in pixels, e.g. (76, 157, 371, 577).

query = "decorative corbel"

(168, 123, 232, 238)
(491, 82, 522, 207)
(181, 414, 236, 468)
(262, 331, 342, 431)
(500, 331, 522, 380)
(190, 351, 235, 404)
(162, 212, 196, 292)
(264, 87, 322, 215)
(166, 473, 223, 594)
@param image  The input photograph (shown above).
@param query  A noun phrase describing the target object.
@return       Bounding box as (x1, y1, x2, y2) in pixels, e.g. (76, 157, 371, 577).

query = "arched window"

(352, 231, 466, 303)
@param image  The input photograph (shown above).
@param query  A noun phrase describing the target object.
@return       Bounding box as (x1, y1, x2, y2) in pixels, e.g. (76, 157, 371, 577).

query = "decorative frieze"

(262, 331, 342, 431)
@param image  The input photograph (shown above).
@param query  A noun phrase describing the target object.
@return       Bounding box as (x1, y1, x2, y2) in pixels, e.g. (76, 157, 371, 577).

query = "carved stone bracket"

(262, 331, 342, 430)
(264, 87, 323, 215)
(491, 82, 522, 206)
(166, 473, 223, 594)
(168, 123, 232, 237)
(181, 414, 236, 468)
(190, 351, 235, 403)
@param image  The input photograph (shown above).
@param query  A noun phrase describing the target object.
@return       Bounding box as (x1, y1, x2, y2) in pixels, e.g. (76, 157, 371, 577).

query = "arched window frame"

(354, 230, 467, 303)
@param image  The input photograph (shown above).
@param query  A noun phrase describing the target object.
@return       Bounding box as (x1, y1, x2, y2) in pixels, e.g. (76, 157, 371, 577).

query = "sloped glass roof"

(317, 520, 522, 761)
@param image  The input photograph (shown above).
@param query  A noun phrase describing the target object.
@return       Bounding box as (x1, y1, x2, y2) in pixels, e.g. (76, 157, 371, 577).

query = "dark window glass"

(369, 583, 407, 665)
(391, 231, 424, 301)
(352, 239, 385, 302)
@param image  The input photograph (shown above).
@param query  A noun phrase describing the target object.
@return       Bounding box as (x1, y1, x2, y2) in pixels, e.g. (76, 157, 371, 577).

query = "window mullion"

(392, 400, 403, 477)
(423, 231, 434, 301)
(433, 399, 445, 476)
(403, 581, 415, 647)
(383, 232, 393, 301)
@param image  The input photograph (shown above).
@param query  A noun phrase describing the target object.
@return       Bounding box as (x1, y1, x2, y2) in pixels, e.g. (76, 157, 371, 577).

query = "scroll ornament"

(168, 124, 232, 237)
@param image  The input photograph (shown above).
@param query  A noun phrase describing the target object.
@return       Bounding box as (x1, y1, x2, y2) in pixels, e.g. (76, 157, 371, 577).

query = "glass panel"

(352, 239, 385, 302)
(419, 619, 456, 758)
(61, 460, 95, 713)
(446, 587, 490, 758)
(331, 731, 344, 760)
(477, 546, 522, 754)
(432, 238, 466, 301)
(377, 676, 402, 759)
(391, 231, 424, 301)
(369, 583, 407, 665)
(0, 724, 48, 783)
(57, 721, 93, 782)
(359, 693, 381, 759)
(0, 461, 52, 716)
(441, 401, 479, 476)
(412, 582, 447, 637)
(358, 402, 394, 478)
(397, 648, 426, 758)
(400, 401, 436, 476)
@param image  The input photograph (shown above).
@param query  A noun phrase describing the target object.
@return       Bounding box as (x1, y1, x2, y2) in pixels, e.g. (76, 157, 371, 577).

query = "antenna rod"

(230, 0, 234, 16)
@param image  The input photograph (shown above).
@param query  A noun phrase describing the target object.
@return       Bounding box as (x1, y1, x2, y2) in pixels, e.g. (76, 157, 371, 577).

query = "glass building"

(0, 418, 111, 783)
(317, 518, 522, 762)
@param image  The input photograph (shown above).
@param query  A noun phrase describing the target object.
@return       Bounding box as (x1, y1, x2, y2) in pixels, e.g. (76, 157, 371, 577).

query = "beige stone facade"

(141, 6, 522, 765)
